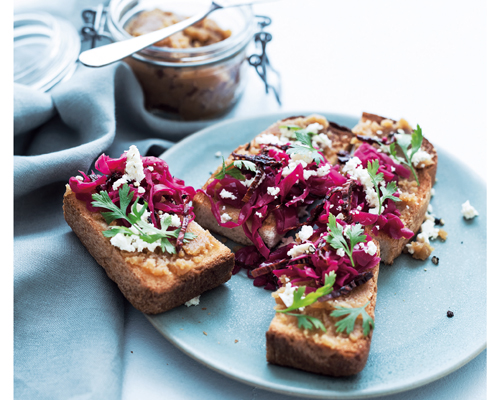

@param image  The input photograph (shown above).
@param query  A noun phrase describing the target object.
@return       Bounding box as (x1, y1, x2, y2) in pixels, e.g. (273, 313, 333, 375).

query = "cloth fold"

(14, 62, 177, 399)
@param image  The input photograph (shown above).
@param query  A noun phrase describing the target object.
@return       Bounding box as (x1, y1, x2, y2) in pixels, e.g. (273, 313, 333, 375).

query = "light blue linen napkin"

(14, 62, 178, 399)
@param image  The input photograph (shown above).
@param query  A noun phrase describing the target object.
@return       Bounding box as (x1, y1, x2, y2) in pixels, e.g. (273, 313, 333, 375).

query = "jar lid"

(14, 12, 81, 92)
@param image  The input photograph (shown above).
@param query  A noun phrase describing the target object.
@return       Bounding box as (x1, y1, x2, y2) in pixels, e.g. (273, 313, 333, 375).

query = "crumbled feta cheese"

(133, 181, 140, 187)
(279, 125, 299, 139)
(290, 151, 314, 164)
(221, 213, 232, 223)
(255, 133, 285, 145)
(278, 282, 305, 310)
(147, 166, 154, 171)
(411, 149, 432, 168)
(184, 296, 200, 307)
(160, 213, 181, 228)
(220, 189, 237, 200)
(112, 176, 129, 191)
(125, 145, 145, 183)
(316, 164, 330, 177)
(397, 129, 405, 134)
(267, 186, 280, 197)
(461, 200, 479, 219)
(406, 244, 415, 254)
(365, 241, 377, 256)
(431, 188, 435, 197)
(427, 204, 433, 213)
(75, 176, 84, 181)
(214, 151, 222, 158)
(305, 123, 324, 134)
(137, 187, 145, 194)
(336, 213, 345, 220)
(287, 243, 316, 258)
(303, 170, 317, 180)
(282, 160, 308, 177)
(311, 133, 332, 149)
(298, 225, 314, 242)
(417, 213, 439, 243)
(376, 130, 383, 135)
(255, 211, 263, 218)
(336, 248, 345, 257)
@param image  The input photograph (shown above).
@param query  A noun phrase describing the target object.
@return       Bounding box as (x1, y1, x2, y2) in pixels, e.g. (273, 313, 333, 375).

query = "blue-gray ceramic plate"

(147, 112, 486, 399)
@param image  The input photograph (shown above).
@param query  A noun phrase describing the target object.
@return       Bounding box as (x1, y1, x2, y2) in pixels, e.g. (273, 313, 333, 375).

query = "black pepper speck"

(431, 256, 439, 265)
(447, 311, 454, 318)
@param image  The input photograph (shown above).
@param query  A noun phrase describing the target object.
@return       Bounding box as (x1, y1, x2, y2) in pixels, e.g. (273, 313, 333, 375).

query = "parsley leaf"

(214, 156, 247, 181)
(91, 184, 196, 254)
(380, 181, 401, 207)
(278, 271, 336, 313)
(326, 214, 366, 268)
(330, 302, 375, 336)
(277, 272, 337, 332)
(286, 130, 324, 165)
(394, 125, 423, 185)
(233, 160, 257, 172)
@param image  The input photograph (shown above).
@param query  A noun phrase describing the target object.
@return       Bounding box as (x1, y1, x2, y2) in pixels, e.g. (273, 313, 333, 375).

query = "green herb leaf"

(283, 313, 326, 332)
(394, 126, 423, 185)
(286, 130, 324, 165)
(277, 271, 337, 314)
(326, 214, 367, 268)
(380, 181, 402, 206)
(330, 302, 375, 336)
(225, 167, 246, 180)
(92, 185, 196, 254)
(233, 160, 257, 172)
(214, 156, 228, 180)
(410, 124, 423, 159)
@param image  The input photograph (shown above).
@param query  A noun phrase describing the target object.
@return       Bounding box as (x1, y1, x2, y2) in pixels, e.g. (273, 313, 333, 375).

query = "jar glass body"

(107, 0, 256, 121)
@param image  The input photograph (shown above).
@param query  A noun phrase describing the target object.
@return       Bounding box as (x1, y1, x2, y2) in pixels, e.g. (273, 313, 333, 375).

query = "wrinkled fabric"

(14, 62, 179, 400)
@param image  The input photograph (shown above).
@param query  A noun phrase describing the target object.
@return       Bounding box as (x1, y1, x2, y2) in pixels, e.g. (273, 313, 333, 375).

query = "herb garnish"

(330, 302, 374, 336)
(388, 125, 423, 185)
(366, 160, 401, 215)
(91, 184, 196, 254)
(277, 272, 337, 332)
(325, 214, 366, 268)
(214, 156, 257, 181)
(286, 130, 324, 165)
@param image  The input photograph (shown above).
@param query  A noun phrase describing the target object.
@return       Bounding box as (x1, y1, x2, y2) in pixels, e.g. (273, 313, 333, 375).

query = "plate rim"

(149, 111, 486, 399)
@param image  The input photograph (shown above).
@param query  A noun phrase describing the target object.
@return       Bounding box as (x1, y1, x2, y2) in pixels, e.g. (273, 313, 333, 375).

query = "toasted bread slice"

(193, 114, 354, 248)
(351, 113, 438, 264)
(266, 244, 380, 376)
(63, 186, 234, 314)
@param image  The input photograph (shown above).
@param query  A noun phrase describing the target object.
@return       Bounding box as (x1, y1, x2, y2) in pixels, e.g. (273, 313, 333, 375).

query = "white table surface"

(14, 0, 488, 399)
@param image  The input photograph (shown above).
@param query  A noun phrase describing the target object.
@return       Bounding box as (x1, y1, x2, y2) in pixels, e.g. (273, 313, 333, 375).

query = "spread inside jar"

(125, 9, 231, 48)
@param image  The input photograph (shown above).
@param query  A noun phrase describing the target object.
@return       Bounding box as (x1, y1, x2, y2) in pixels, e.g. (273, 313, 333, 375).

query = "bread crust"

(63, 186, 234, 314)
(266, 247, 380, 376)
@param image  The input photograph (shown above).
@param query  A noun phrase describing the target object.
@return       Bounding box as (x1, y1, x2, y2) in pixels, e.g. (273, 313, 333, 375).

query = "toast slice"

(267, 261, 379, 376)
(350, 113, 438, 264)
(193, 114, 354, 250)
(63, 147, 234, 314)
(259, 220, 381, 376)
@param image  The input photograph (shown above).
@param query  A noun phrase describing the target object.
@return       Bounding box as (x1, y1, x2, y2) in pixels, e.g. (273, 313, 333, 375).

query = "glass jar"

(106, 0, 257, 121)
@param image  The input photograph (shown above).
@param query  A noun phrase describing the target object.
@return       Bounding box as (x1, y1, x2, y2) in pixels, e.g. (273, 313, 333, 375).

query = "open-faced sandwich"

(193, 113, 439, 376)
(63, 145, 234, 314)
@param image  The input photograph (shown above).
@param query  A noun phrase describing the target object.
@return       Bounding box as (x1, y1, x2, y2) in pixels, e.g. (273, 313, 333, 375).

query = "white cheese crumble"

(255, 133, 285, 145)
(75, 176, 84, 181)
(298, 225, 314, 242)
(287, 243, 316, 258)
(316, 164, 330, 177)
(160, 213, 181, 228)
(410, 148, 432, 168)
(112, 145, 146, 190)
(221, 213, 232, 223)
(214, 151, 222, 158)
(360, 241, 377, 256)
(461, 200, 479, 219)
(137, 187, 145, 194)
(336, 248, 345, 257)
(125, 145, 145, 183)
(431, 188, 435, 197)
(282, 159, 308, 177)
(417, 212, 440, 244)
(303, 170, 317, 180)
(147, 166, 154, 171)
(336, 213, 345, 220)
(305, 123, 324, 134)
(312, 133, 332, 149)
(255, 211, 263, 218)
(267, 186, 280, 197)
(278, 282, 305, 310)
(220, 189, 237, 200)
(184, 296, 200, 307)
